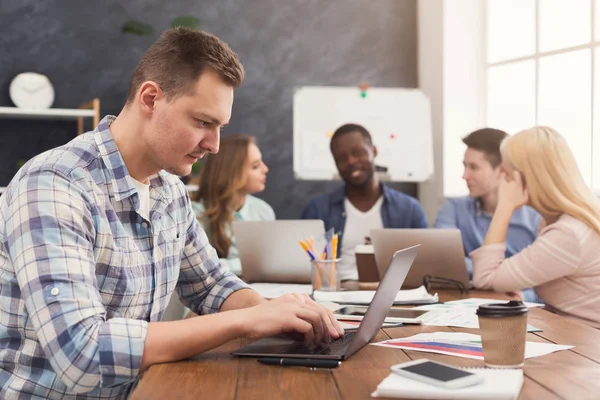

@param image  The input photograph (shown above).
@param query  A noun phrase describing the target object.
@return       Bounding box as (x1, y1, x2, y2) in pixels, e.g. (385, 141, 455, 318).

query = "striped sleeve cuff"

(199, 273, 250, 315)
(98, 318, 148, 387)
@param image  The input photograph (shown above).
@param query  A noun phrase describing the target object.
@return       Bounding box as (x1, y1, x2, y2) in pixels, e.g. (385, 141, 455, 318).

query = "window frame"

(484, 0, 599, 188)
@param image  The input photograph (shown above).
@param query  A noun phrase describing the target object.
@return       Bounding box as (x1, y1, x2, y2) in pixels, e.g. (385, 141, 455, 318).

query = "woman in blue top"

(191, 134, 275, 275)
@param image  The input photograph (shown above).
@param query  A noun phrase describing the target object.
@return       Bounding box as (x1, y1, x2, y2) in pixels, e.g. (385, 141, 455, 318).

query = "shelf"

(0, 106, 97, 120)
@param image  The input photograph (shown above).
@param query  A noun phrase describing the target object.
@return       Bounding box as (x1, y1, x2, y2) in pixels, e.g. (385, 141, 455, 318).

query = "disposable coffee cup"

(476, 301, 529, 368)
(355, 245, 379, 283)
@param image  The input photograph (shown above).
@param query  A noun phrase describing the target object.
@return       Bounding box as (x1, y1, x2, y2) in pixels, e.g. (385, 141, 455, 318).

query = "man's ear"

(493, 163, 505, 179)
(372, 145, 378, 158)
(137, 81, 162, 116)
(494, 165, 502, 176)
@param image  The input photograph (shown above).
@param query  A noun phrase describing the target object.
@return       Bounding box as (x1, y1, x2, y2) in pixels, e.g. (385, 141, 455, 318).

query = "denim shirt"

(434, 196, 542, 303)
(301, 184, 427, 251)
(435, 196, 541, 275)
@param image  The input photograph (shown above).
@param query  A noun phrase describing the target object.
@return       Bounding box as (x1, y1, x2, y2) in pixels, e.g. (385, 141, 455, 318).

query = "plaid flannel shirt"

(0, 116, 248, 399)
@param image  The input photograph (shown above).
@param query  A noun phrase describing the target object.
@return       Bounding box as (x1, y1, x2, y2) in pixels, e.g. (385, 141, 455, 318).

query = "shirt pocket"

(96, 249, 153, 318)
(157, 227, 183, 277)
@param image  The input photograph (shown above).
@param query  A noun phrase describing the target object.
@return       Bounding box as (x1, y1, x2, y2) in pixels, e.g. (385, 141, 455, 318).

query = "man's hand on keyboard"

(239, 293, 344, 346)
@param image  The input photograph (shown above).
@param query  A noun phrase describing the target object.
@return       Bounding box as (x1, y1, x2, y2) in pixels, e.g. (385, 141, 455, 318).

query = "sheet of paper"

(247, 283, 312, 299)
(412, 303, 473, 311)
(444, 298, 544, 308)
(418, 310, 480, 328)
(313, 285, 438, 305)
(372, 332, 573, 360)
(418, 310, 542, 331)
(372, 368, 524, 399)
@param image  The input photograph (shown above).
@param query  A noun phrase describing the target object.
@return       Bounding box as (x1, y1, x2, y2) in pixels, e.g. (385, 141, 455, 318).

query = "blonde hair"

(501, 126, 600, 235)
(193, 135, 255, 257)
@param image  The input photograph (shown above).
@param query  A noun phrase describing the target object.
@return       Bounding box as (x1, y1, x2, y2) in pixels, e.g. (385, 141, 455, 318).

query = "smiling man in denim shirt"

(301, 124, 427, 281)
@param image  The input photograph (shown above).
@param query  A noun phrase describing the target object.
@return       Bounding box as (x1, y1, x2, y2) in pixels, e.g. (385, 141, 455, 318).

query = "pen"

(298, 240, 316, 260)
(257, 358, 341, 369)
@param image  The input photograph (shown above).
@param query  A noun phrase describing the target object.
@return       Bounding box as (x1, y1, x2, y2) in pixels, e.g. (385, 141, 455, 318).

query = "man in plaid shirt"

(0, 28, 343, 399)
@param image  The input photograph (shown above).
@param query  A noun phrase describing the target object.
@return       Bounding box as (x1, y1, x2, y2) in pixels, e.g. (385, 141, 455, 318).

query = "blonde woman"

(192, 135, 274, 276)
(471, 126, 600, 328)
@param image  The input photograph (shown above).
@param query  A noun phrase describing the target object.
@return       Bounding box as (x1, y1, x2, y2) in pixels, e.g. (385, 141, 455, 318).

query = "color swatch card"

(372, 332, 573, 360)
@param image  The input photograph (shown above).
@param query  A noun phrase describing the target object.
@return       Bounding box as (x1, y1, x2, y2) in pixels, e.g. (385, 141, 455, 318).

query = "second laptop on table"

(232, 219, 324, 283)
(370, 228, 470, 291)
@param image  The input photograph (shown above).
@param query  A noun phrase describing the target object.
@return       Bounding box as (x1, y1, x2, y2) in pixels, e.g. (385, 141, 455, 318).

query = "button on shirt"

(0, 116, 248, 399)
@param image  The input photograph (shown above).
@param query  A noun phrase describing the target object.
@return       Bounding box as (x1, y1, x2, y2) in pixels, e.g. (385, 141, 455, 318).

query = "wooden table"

(130, 290, 600, 399)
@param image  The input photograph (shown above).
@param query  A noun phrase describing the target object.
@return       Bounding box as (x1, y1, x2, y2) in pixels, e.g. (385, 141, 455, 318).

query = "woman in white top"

(191, 134, 275, 275)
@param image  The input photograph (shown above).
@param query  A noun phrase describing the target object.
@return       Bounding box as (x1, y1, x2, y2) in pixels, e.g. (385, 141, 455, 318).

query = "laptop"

(370, 229, 470, 290)
(231, 245, 419, 360)
(232, 220, 325, 283)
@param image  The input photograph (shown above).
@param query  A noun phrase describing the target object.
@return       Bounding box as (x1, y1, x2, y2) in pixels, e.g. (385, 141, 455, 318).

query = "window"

(486, 0, 599, 188)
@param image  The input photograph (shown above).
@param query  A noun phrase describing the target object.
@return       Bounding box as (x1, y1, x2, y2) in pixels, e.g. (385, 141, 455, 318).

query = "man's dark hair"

(330, 123, 373, 151)
(462, 128, 508, 168)
(125, 27, 245, 104)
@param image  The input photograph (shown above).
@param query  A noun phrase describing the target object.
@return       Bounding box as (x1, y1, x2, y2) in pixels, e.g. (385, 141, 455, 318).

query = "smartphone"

(390, 359, 484, 389)
(335, 306, 427, 324)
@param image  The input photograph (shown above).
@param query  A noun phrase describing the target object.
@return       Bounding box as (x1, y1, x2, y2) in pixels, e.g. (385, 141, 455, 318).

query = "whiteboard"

(293, 86, 434, 182)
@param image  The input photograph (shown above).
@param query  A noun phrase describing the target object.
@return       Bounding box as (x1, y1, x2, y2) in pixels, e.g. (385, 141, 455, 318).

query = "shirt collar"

(233, 198, 249, 220)
(474, 197, 484, 217)
(332, 183, 392, 205)
(471, 197, 494, 218)
(93, 115, 171, 204)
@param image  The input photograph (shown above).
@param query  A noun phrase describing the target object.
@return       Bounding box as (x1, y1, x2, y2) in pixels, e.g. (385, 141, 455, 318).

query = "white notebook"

(313, 285, 438, 305)
(372, 368, 523, 400)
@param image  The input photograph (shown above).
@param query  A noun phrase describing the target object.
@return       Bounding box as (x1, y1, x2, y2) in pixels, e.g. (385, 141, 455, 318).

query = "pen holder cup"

(311, 259, 341, 292)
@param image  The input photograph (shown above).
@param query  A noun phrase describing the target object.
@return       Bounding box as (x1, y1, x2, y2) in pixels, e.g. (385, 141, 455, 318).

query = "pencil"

(331, 234, 338, 289)
(308, 236, 317, 254)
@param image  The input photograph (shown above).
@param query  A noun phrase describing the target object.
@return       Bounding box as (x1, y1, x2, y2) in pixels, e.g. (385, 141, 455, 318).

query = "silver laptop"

(231, 245, 419, 360)
(370, 229, 470, 290)
(232, 220, 325, 283)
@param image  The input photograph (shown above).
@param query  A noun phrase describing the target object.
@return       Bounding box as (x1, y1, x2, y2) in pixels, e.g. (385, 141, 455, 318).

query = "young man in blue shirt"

(302, 123, 427, 281)
(434, 128, 541, 300)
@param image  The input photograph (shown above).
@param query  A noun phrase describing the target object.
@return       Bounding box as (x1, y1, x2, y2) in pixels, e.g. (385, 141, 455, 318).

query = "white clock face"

(9, 72, 55, 109)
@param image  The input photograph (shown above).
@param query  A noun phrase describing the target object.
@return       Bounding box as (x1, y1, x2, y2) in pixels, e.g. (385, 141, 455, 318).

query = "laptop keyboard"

(290, 331, 356, 355)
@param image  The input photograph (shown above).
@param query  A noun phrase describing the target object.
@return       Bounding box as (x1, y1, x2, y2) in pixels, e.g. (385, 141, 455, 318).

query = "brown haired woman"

(191, 134, 274, 276)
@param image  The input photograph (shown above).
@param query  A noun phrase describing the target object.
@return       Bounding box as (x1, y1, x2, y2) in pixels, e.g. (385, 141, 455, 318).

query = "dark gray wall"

(0, 0, 418, 219)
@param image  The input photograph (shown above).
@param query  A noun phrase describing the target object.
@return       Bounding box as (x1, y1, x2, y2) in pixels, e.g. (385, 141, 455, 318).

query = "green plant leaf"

(171, 15, 200, 30)
(15, 159, 27, 173)
(121, 21, 154, 37)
